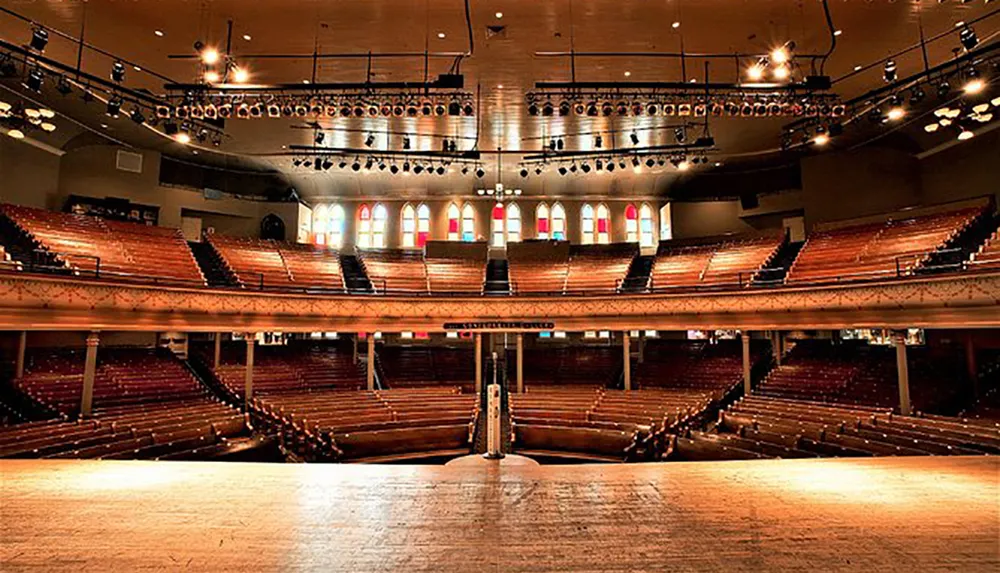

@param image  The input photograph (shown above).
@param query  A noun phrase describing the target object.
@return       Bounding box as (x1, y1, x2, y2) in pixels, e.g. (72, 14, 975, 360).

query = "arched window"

(447, 203, 461, 241)
(372, 204, 388, 248)
(625, 204, 639, 243)
(416, 204, 431, 247)
(639, 204, 655, 247)
(401, 204, 417, 248)
(312, 205, 329, 246)
(551, 203, 566, 241)
(581, 204, 595, 245)
(357, 204, 372, 248)
(536, 203, 550, 239)
(506, 203, 521, 244)
(491, 203, 505, 247)
(596, 204, 610, 244)
(660, 204, 673, 241)
(461, 204, 476, 242)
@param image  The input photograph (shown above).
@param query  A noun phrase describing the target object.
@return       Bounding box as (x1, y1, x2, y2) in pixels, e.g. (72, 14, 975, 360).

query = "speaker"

(740, 193, 759, 210)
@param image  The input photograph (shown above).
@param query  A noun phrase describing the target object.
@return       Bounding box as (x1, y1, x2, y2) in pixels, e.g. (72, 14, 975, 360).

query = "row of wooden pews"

(425, 241, 488, 294)
(357, 248, 429, 293)
(968, 224, 1000, 270)
(669, 395, 1000, 461)
(512, 346, 623, 387)
(378, 346, 476, 392)
(0, 348, 247, 459)
(1, 203, 204, 284)
(251, 387, 478, 462)
(507, 241, 570, 294)
(564, 243, 638, 293)
(211, 343, 366, 399)
(649, 233, 784, 290)
(786, 205, 983, 283)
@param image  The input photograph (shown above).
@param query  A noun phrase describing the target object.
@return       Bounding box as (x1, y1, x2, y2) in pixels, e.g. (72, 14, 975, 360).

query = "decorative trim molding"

(0, 272, 997, 332)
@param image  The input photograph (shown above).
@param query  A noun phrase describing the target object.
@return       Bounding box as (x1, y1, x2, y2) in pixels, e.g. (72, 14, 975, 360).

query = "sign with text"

(443, 321, 555, 331)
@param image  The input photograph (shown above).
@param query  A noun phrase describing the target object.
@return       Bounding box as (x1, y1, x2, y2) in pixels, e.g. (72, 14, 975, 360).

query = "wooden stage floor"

(2, 456, 998, 572)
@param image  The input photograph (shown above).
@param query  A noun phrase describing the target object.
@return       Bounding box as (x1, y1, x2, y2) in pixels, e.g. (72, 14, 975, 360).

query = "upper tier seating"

(968, 226, 1000, 271)
(1, 204, 204, 284)
(210, 343, 365, 398)
(378, 346, 476, 392)
(668, 395, 1000, 461)
(786, 206, 982, 283)
(1, 348, 246, 459)
(507, 241, 570, 294)
(276, 242, 345, 288)
(424, 241, 488, 295)
(564, 243, 638, 293)
(513, 346, 623, 387)
(0, 245, 21, 271)
(207, 234, 344, 290)
(758, 340, 965, 413)
(357, 249, 428, 294)
(649, 233, 784, 290)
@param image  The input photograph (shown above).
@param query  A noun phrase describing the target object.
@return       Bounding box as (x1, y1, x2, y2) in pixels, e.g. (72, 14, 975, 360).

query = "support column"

(741, 331, 752, 395)
(366, 334, 375, 391)
(244, 334, 255, 407)
(474, 333, 483, 394)
(352, 333, 359, 365)
(893, 330, 911, 416)
(637, 330, 645, 364)
(80, 331, 100, 417)
(965, 334, 979, 400)
(771, 330, 782, 366)
(623, 331, 632, 391)
(15, 331, 27, 379)
(213, 332, 222, 369)
(516, 333, 524, 394)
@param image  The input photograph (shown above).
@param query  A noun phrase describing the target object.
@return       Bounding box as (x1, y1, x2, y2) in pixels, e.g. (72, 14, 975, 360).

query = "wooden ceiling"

(0, 0, 996, 199)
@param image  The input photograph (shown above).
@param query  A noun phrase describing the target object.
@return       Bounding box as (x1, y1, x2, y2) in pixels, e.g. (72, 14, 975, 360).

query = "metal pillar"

(474, 333, 483, 394)
(893, 331, 911, 416)
(623, 331, 632, 391)
(80, 331, 99, 417)
(516, 333, 524, 393)
(213, 332, 222, 369)
(15, 331, 27, 379)
(244, 334, 255, 407)
(741, 331, 752, 395)
(366, 334, 375, 391)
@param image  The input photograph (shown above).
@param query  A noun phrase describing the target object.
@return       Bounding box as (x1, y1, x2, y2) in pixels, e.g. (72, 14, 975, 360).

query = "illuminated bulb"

(957, 129, 974, 141)
(677, 160, 691, 171)
(992, 96, 1000, 107)
(973, 103, 989, 114)
(40, 122, 56, 132)
(0, 101, 10, 113)
(232, 67, 249, 83)
(39, 108, 55, 118)
(632, 165, 642, 174)
(243, 34, 252, 41)
(672, 22, 680, 29)
(924, 123, 939, 133)
(204, 71, 220, 83)
(887, 107, 906, 121)
(771, 46, 790, 65)
(201, 47, 219, 65)
(175, 132, 191, 144)
(773, 65, 790, 80)
(154, 30, 164, 37)
(963, 78, 985, 95)
(747, 64, 765, 81)
(7, 128, 25, 139)
(495, 12, 503, 18)
(813, 134, 830, 146)
(939, 118, 952, 127)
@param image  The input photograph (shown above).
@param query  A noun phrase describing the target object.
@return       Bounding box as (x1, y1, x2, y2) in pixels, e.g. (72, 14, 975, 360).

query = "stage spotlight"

(218, 104, 232, 118)
(528, 102, 539, 116)
(581, 163, 591, 173)
(556, 138, 564, 151)
(542, 101, 554, 116)
(449, 100, 461, 116)
(747, 59, 767, 81)
(910, 86, 926, 104)
(773, 65, 790, 81)
(887, 105, 906, 121)
(630, 132, 639, 145)
(586, 102, 599, 116)
(129, 108, 146, 124)
(535, 166, 543, 175)
(771, 44, 791, 65)
(606, 161, 615, 173)
(618, 159, 627, 170)
(436, 166, 446, 175)
(365, 134, 375, 148)
(674, 127, 686, 143)
(421, 101, 433, 116)
(643, 158, 654, 168)
(189, 105, 204, 119)
(315, 132, 325, 145)
(960, 26, 978, 51)
(462, 102, 474, 116)
(390, 164, 400, 174)
(616, 101, 629, 116)
(677, 159, 691, 171)
(402, 136, 411, 150)
(963, 77, 985, 95)
(322, 158, 334, 170)
(250, 103, 264, 118)
(883, 60, 897, 83)
(435, 102, 447, 116)
(957, 127, 975, 141)
(595, 135, 603, 148)
(353, 104, 365, 118)
(461, 166, 469, 175)
(201, 47, 220, 65)
(475, 167, 485, 178)
(232, 67, 249, 83)
(558, 166, 567, 176)
(30, 28, 49, 52)
(601, 102, 614, 116)
(677, 103, 692, 116)
(402, 162, 411, 173)
(646, 103, 659, 116)
(338, 160, 348, 169)
(365, 158, 374, 171)
(559, 100, 571, 116)
(111, 61, 126, 83)
(379, 162, 387, 171)
(406, 101, 419, 117)
(204, 104, 217, 119)
(55, 76, 72, 95)
(367, 104, 380, 117)
(574, 102, 586, 116)
(106, 98, 122, 117)
(351, 160, 361, 172)
(813, 125, 829, 146)
(414, 164, 424, 174)
(520, 168, 529, 177)
(175, 132, 191, 145)
(662, 103, 676, 116)
(24, 67, 43, 92)
(569, 164, 577, 173)
(292, 158, 303, 167)
(266, 103, 281, 117)
(631, 157, 640, 168)
(595, 159, 603, 171)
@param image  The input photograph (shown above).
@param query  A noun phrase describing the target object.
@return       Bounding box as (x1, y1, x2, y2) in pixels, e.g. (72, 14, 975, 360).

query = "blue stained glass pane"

(462, 232, 474, 242)
(554, 232, 565, 240)
(539, 332, 551, 338)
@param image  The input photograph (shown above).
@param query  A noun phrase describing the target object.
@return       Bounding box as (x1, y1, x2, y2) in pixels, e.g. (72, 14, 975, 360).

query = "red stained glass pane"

(597, 218, 609, 233)
(417, 232, 429, 247)
(448, 219, 459, 233)
(492, 205, 504, 219)
(538, 219, 549, 233)
(625, 204, 637, 219)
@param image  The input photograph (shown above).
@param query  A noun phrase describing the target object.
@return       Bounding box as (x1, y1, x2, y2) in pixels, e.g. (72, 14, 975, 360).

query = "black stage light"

(960, 26, 978, 51)
(189, 105, 204, 119)
(129, 107, 146, 124)
(203, 104, 217, 119)
(435, 103, 447, 116)
(339, 160, 348, 169)
(354, 104, 366, 118)
(111, 61, 126, 83)
(558, 166, 567, 176)
(937, 80, 951, 99)
(352, 160, 361, 172)
(402, 136, 411, 150)
(365, 134, 375, 147)
(30, 28, 49, 52)
(323, 158, 334, 170)
(631, 157, 640, 168)
(595, 159, 603, 171)
(631, 102, 644, 116)
(403, 162, 411, 172)
(618, 160, 626, 170)
(156, 105, 172, 118)
(559, 100, 571, 116)
(314, 158, 322, 171)
(449, 140, 458, 152)
(267, 103, 281, 117)
(535, 166, 543, 175)
(422, 101, 433, 116)
(541, 101, 554, 116)
(24, 67, 43, 92)
(449, 100, 462, 116)
(475, 167, 485, 178)
(581, 163, 591, 173)
(392, 102, 405, 117)
(601, 102, 614, 116)
(315, 132, 325, 144)
(595, 135, 602, 148)
(381, 103, 393, 116)
(646, 158, 655, 168)
(520, 168, 528, 177)
(340, 104, 353, 117)
(379, 162, 387, 171)
(56, 76, 72, 95)
(218, 104, 232, 118)
(414, 164, 424, 174)
(292, 158, 303, 167)
(630, 132, 639, 145)
(586, 102, 598, 116)
(883, 60, 897, 83)
(910, 86, 926, 105)
(574, 102, 586, 115)
(390, 164, 399, 174)
(365, 158, 374, 170)
(106, 98, 122, 117)
(463, 102, 474, 116)
(606, 161, 615, 172)
(461, 166, 469, 175)
(674, 127, 686, 143)
(646, 103, 659, 116)
(616, 101, 628, 116)
(556, 138, 564, 151)
(406, 101, 419, 117)
(436, 166, 445, 175)
(570, 164, 578, 173)
(662, 103, 675, 116)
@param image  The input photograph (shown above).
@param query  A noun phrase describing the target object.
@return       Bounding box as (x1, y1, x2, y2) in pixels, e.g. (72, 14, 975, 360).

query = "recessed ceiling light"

(154, 30, 164, 37)
(834, 30, 843, 37)
(100, 123, 108, 129)
(437, 32, 446, 39)
(714, 162, 722, 167)
(133, 65, 141, 71)
(497, 84, 504, 89)
(672, 22, 680, 29)
(495, 12, 503, 19)
(192, 150, 199, 155)
(302, 79, 310, 84)
(955, 21, 965, 28)
(243, 34, 252, 41)
(689, 78, 697, 83)
(624, 71, 631, 77)
(854, 65, 862, 71)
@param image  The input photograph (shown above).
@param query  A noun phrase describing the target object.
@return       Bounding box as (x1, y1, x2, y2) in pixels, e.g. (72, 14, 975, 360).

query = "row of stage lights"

(526, 96, 845, 118)
(543, 126, 693, 151)
(518, 154, 712, 178)
(156, 95, 476, 120)
(291, 155, 487, 178)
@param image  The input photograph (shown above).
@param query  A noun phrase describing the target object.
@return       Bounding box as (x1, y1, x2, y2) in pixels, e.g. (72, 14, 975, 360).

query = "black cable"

(819, 0, 837, 76)
(463, 0, 475, 56)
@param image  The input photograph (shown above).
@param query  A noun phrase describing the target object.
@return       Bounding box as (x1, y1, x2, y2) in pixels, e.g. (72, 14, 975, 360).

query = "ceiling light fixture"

(232, 67, 249, 83)
(201, 47, 220, 65)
